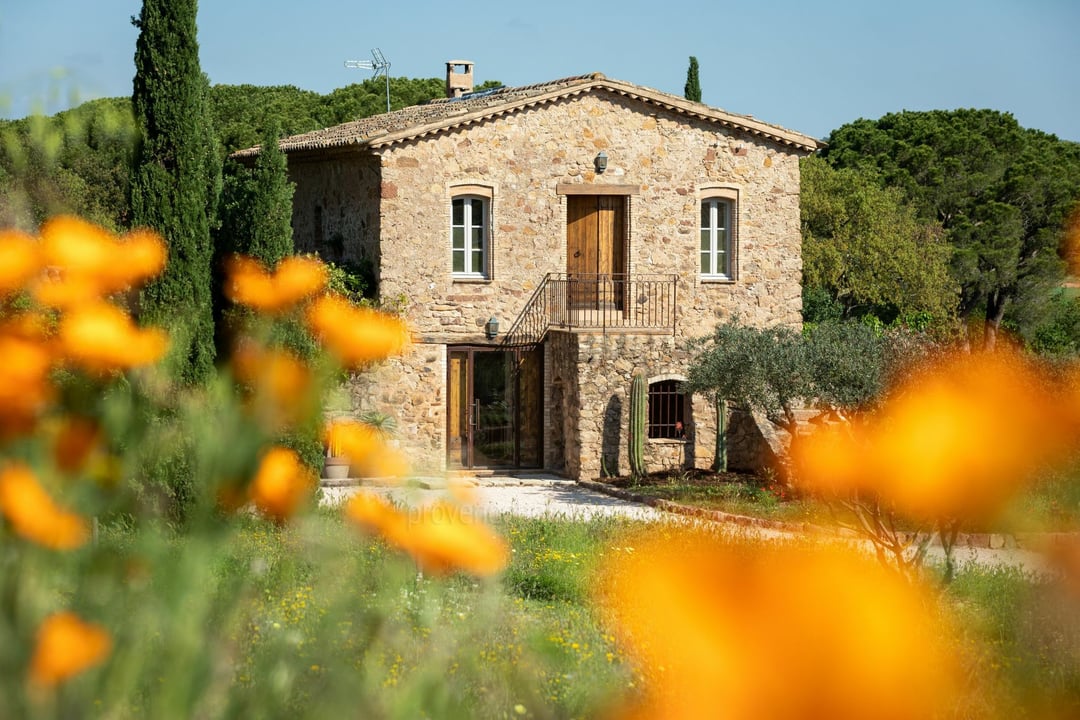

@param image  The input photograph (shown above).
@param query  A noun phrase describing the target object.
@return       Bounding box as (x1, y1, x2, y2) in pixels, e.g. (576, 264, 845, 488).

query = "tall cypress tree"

(244, 121, 294, 265)
(684, 56, 702, 103)
(130, 0, 219, 384)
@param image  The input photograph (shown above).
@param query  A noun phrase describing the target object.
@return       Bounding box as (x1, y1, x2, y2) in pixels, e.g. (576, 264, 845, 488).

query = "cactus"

(629, 371, 647, 479)
(713, 396, 728, 472)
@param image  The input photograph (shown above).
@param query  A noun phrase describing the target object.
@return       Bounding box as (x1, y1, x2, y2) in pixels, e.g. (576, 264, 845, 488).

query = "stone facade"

(274, 76, 818, 479)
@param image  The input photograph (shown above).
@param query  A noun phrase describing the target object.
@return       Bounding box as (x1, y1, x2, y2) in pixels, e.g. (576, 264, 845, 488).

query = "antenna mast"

(344, 48, 391, 112)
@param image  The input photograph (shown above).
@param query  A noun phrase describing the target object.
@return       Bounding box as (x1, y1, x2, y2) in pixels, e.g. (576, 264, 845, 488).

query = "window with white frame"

(451, 195, 489, 278)
(700, 192, 736, 279)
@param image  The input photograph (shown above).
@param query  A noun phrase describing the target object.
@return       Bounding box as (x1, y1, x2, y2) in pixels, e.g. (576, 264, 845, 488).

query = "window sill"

(647, 438, 689, 445)
(452, 275, 492, 284)
(699, 275, 735, 284)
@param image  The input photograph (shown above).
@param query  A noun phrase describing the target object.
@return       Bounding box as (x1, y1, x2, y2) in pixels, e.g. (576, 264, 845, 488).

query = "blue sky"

(1, 0, 1077, 142)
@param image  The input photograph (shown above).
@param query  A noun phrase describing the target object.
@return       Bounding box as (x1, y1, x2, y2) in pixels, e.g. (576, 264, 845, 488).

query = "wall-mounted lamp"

(485, 316, 500, 340)
(594, 151, 608, 174)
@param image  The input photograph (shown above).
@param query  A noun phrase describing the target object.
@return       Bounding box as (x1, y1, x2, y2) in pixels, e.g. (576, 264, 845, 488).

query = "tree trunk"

(983, 291, 1009, 350)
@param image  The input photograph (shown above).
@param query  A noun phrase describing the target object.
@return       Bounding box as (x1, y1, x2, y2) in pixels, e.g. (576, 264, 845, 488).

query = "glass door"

(447, 347, 542, 469)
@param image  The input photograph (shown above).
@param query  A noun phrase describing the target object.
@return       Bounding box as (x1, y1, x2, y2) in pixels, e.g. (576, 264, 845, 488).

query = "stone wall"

(342, 341, 447, 474)
(289, 154, 382, 275)
(372, 90, 803, 345)
(557, 330, 716, 480)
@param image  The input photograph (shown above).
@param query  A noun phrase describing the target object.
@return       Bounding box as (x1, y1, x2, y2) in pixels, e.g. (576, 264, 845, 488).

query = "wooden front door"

(566, 195, 626, 309)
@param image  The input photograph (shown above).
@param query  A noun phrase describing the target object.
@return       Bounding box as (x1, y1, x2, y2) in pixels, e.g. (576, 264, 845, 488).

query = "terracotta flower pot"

(321, 455, 350, 480)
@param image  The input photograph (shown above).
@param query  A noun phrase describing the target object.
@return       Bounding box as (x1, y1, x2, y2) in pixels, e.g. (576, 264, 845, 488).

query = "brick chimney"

(446, 60, 474, 98)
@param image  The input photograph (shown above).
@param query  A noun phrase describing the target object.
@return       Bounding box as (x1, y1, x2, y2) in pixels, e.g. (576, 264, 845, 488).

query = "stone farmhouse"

(237, 62, 822, 480)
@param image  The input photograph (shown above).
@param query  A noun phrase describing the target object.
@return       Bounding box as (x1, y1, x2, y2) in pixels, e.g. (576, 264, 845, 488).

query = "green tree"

(683, 56, 702, 103)
(130, 0, 221, 384)
(219, 121, 294, 265)
(685, 318, 808, 434)
(823, 110, 1080, 348)
(800, 155, 957, 327)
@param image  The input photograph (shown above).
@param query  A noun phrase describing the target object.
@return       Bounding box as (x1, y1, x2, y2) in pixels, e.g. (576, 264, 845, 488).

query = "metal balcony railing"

(504, 273, 677, 347)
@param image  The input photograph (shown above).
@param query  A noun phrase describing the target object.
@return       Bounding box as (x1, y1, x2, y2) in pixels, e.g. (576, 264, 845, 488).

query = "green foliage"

(823, 110, 1080, 347)
(0, 98, 137, 230)
(687, 318, 938, 430)
(685, 318, 808, 432)
(683, 56, 702, 103)
(801, 155, 958, 327)
(628, 372, 647, 479)
(130, 0, 220, 385)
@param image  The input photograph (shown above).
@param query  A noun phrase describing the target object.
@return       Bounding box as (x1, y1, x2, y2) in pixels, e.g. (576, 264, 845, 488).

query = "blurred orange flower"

(598, 533, 959, 720)
(0, 334, 54, 435)
(57, 302, 167, 373)
(30, 611, 112, 686)
(344, 491, 409, 546)
(232, 342, 316, 429)
(344, 493, 508, 576)
(794, 349, 1062, 523)
(305, 295, 409, 368)
(0, 465, 89, 550)
(225, 255, 327, 314)
(402, 500, 509, 576)
(249, 446, 315, 522)
(325, 418, 410, 479)
(51, 417, 102, 474)
(35, 216, 165, 305)
(0, 228, 41, 296)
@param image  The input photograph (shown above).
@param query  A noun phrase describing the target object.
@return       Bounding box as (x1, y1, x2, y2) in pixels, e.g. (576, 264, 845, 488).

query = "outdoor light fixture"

(485, 316, 500, 339)
(594, 151, 608, 174)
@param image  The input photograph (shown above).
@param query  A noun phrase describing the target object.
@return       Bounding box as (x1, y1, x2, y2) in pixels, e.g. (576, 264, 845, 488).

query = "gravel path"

(321, 473, 1051, 573)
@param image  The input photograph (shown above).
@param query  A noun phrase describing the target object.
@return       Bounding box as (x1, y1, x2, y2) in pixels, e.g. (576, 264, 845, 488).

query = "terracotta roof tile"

(233, 72, 822, 157)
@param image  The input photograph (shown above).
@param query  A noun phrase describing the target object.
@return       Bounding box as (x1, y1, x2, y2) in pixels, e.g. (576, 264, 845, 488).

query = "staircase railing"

(503, 273, 677, 347)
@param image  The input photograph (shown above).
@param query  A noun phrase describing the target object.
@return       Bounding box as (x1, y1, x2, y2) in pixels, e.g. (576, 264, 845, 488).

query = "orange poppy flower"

(232, 342, 316, 429)
(57, 302, 167, 373)
(344, 491, 409, 547)
(306, 295, 409, 368)
(0, 335, 54, 437)
(38, 216, 165, 299)
(793, 348, 1064, 524)
(225, 255, 328, 314)
(248, 446, 316, 522)
(0, 464, 89, 550)
(344, 493, 508, 576)
(401, 500, 509, 576)
(30, 611, 112, 686)
(324, 418, 410, 479)
(51, 416, 102, 474)
(597, 533, 959, 720)
(0, 228, 41, 296)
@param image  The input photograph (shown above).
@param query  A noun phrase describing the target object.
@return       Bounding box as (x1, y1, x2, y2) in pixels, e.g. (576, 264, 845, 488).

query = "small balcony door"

(447, 347, 542, 469)
(566, 195, 627, 310)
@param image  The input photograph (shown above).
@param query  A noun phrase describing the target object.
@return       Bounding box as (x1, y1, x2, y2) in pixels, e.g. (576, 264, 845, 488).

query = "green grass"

(6, 507, 1077, 718)
(610, 470, 829, 524)
(611, 466, 1080, 533)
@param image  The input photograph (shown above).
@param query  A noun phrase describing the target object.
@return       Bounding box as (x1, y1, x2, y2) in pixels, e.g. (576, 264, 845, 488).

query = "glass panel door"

(447, 347, 543, 469)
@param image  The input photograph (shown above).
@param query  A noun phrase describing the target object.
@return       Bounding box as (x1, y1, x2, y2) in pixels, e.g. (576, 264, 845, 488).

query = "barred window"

(648, 379, 686, 439)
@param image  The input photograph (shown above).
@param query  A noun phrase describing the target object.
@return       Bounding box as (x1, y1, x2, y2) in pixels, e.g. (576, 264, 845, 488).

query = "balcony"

(505, 273, 677, 346)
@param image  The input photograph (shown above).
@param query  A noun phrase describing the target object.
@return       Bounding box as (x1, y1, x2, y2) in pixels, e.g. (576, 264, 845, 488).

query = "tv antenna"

(344, 48, 391, 112)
